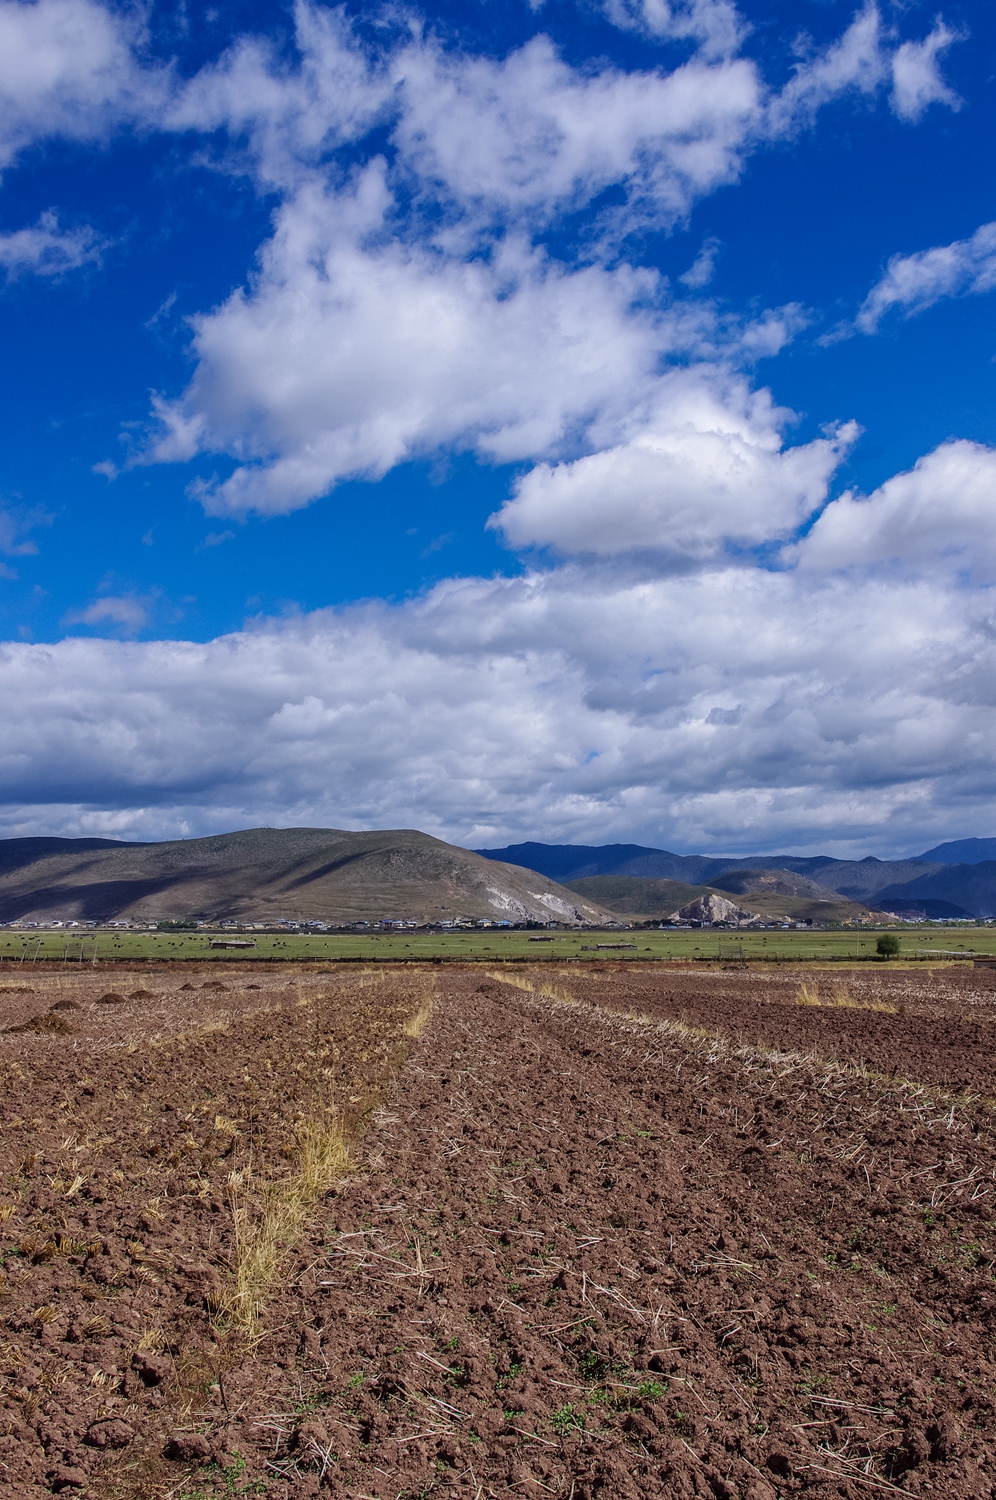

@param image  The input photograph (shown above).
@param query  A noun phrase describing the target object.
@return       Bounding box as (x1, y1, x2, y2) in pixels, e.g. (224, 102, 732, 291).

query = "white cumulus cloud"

(494, 375, 858, 558)
(0, 1, 952, 528)
(602, 0, 746, 59)
(164, 3, 391, 191)
(890, 20, 961, 123)
(63, 595, 149, 634)
(794, 440, 996, 579)
(130, 2, 962, 520)
(767, 5, 960, 135)
(680, 236, 721, 289)
(0, 0, 164, 169)
(145, 170, 723, 517)
(389, 35, 761, 232)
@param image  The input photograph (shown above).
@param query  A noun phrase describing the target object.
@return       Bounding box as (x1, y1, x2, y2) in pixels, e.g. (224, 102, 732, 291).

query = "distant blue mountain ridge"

(475, 839, 996, 919)
(918, 839, 996, 864)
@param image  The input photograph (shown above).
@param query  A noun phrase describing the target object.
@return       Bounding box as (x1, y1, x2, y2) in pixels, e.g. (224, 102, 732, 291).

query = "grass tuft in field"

(402, 973, 436, 1037)
(224, 1113, 354, 1338)
(796, 981, 897, 1013)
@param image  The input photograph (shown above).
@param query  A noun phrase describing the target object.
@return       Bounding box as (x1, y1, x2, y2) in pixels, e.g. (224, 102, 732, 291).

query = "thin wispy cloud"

(0, 211, 105, 277)
(63, 595, 149, 634)
(858, 221, 996, 332)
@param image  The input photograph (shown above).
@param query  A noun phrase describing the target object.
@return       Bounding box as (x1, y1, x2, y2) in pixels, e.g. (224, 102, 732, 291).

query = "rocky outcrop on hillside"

(673, 892, 757, 925)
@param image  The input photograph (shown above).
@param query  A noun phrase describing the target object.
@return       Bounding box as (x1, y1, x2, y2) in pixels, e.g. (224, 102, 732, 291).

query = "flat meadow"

(1, 960, 995, 1499)
(2, 926, 996, 968)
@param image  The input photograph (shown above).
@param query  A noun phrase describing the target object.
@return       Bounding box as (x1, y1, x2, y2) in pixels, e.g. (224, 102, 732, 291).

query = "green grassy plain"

(2, 925, 995, 966)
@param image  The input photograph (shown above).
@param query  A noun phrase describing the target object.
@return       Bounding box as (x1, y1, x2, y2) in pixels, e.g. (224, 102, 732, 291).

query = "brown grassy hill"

(565, 877, 709, 918)
(0, 828, 610, 926)
(709, 868, 876, 922)
(565, 875, 872, 924)
(710, 867, 840, 900)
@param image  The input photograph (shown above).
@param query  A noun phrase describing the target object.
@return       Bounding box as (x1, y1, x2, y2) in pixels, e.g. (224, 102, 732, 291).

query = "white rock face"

(529, 890, 581, 919)
(674, 892, 754, 925)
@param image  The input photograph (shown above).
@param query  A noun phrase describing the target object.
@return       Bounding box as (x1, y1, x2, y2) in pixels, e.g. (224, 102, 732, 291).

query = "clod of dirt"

(928, 1417, 962, 1461)
(96, 991, 126, 1005)
(1, 984, 34, 993)
(50, 999, 81, 1011)
(165, 1431, 211, 1463)
(128, 988, 154, 999)
(293, 1419, 330, 1453)
(201, 980, 228, 991)
(131, 1349, 169, 1386)
(83, 1418, 134, 1449)
(179, 982, 196, 991)
(298, 1326, 322, 1362)
(47, 1465, 87, 1492)
(7, 1012, 76, 1035)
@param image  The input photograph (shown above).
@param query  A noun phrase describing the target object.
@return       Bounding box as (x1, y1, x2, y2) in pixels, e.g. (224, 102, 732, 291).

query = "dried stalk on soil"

(223, 1113, 353, 1338)
(796, 982, 897, 1014)
(220, 973, 433, 1337)
(485, 968, 577, 1006)
(499, 968, 985, 1117)
(403, 974, 436, 1038)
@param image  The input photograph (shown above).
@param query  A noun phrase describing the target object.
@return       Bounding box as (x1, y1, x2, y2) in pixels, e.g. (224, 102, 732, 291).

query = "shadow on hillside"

(0, 875, 221, 923)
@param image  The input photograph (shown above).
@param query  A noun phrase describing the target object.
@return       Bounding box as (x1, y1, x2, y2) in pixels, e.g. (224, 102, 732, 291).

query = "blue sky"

(0, 0, 993, 855)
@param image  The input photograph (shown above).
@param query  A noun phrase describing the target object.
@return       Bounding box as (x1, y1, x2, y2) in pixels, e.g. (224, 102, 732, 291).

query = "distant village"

(3, 909, 986, 935)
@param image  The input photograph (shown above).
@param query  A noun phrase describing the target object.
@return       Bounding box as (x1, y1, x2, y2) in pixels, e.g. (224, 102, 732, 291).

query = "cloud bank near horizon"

(3, 435, 996, 858)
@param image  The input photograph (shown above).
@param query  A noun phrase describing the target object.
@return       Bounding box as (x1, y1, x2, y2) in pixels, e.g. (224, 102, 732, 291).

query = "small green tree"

(876, 932, 901, 959)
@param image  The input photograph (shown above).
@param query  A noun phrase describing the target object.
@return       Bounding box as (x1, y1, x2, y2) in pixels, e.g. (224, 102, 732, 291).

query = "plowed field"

(2, 962, 995, 1500)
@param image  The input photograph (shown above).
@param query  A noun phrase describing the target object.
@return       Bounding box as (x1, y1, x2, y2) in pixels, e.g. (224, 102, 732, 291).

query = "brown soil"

(0, 965, 428, 1499)
(533, 962, 996, 1095)
(2, 963, 996, 1499)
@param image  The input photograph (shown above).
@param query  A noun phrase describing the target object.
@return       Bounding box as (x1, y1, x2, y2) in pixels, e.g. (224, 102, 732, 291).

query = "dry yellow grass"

(403, 999, 434, 1038)
(796, 982, 896, 1014)
(486, 968, 577, 1006)
(400, 971, 436, 1038)
(223, 1113, 353, 1337)
(220, 971, 435, 1337)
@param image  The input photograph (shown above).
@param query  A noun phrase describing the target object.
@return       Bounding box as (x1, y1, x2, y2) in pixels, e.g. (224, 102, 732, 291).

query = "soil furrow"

(198, 969, 996, 1500)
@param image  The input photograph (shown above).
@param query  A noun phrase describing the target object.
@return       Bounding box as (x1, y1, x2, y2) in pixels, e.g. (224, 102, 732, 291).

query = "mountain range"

(477, 840, 996, 919)
(2, 828, 993, 926)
